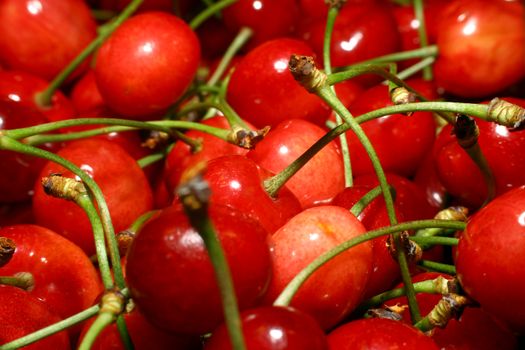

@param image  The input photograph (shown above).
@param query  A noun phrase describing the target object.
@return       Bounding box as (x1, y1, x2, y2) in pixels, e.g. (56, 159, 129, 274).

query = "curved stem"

(190, 0, 238, 29)
(413, 0, 432, 80)
(418, 260, 457, 275)
(35, 0, 144, 107)
(273, 219, 466, 307)
(350, 185, 395, 217)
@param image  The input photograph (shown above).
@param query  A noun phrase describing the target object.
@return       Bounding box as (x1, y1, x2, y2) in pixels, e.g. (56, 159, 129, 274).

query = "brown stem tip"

(41, 174, 87, 201)
(288, 55, 327, 93)
(387, 231, 423, 264)
(0, 237, 16, 268)
(488, 98, 525, 130)
(228, 126, 270, 149)
(453, 114, 479, 149)
(325, 0, 347, 9)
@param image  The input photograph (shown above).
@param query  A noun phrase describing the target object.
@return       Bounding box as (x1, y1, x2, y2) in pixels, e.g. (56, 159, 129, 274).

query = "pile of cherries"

(0, 0, 524, 349)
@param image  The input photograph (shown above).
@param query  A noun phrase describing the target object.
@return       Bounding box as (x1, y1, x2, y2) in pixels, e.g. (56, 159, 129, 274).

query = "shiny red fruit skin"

(222, 0, 299, 50)
(94, 12, 200, 119)
(125, 204, 272, 335)
(0, 224, 102, 338)
(32, 139, 153, 256)
(327, 317, 439, 349)
(248, 119, 345, 208)
(70, 69, 107, 115)
(226, 38, 330, 129)
(299, 0, 379, 23)
(205, 306, 329, 349)
(0, 0, 97, 81)
(0, 285, 70, 349)
(456, 186, 525, 332)
(265, 206, 373, 329)
(433, 0, 525, 97)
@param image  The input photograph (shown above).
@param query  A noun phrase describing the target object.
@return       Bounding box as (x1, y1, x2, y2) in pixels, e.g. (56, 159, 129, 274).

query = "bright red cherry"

(205, 306, 329, 349)
(32, 138, 153, 256)
(456, 186, 525, 332)
(94, 12, 200, 119)
(433, 0, 525, 97)
(226, 38, 330, 129)
(265, 205, 373, 329)
(125, 204, 272, 335)
(298, 0, 380, 23)
(327, 317, 439, 349)
(0, 0, 97, 81)
(70, 69, 107, 115)
(248, 119, 345, 208)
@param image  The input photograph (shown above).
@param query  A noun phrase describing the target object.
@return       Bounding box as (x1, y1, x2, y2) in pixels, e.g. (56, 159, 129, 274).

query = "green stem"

(418, 260, 457, 275)
(273, 219, 466, 307)
(391, 56, 435, 82)
(128, 210, 159, 234)
(137, 152, 167, 169)
(410, 236, 459, 250)
(350, 185, 395, 217)
(35, 0, 144, 107)
(24, 126, 135, 146)
(78, 312, 118, 350)
(0, 273, 33, 290)
(190, 0, 238, 29)
(413, 0, 432, 80)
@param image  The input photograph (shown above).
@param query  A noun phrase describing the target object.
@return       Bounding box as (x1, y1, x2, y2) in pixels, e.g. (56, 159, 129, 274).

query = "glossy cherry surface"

(70, 69, 107, 115)
(32, 138, 153, 256)
(125, 204, 272, 334)
(205, 306, 329, 349)
(94, 12, 200, 118)
(265, 205, 373, 329)
(0, 0, 97, 81)
(226, 38, 330, 128)
(456, 186, 525, 332)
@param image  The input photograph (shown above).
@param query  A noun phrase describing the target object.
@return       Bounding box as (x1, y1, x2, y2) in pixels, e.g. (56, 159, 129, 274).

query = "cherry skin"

(298, 0, 380, 23)
(94, 12, 200, 119)
(0, 224, 103, 338)
(70, 69, 107, 115)
(433, 0, 525, 98)
(414, 151, 448, 211)
(97, 0, 178, 13)
(247, 119, 345, 208)
(204, 306, 329, 349)
(265, 205, 373, 329)
(327, 317, 439, 349)
(32, 138, 153, 256)
(125, 204, 272, 335)
(0, 285, 70, 349)
(0, 0, 97, 81)
(226, 38, 330, 129)
(456, 186, 525, 332)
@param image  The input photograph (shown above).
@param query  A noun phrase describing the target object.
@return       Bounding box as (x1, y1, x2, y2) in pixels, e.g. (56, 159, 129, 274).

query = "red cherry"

(265, 205, 373, 329)
(196, 17, 237, 60)
(70, 69, 107, 115)
(125, 204, 272, 334)
(32, 138, 153, 256)
(0, 224, 103, 338)
(0, 0, 97, 81)
(0, 285, 70, 349)
(226, 38, 330, 129)
(248, 119, 345, 208)
(298, 0, 380, 23)
(94, 12, 200, 119)
(205, 306, 329, 349)
(97, 0, 178, 13)
(456, 186, 525, 332)
(327, 317, 439, 349)
(433, 0, 525, 97)
(414, 152, 448, 211)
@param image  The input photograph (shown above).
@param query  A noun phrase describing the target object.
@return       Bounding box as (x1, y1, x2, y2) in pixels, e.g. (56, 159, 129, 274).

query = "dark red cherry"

(125, 204, 272, 335)
(196, 17, 236, 60)
(226, 38, 330, 129)
(0, 202, 35, 226)
(414, 152, 448, 211)
(456, 186, 525, 332)
(70, 69, 107, 115)
(205, 306, 329, 349)
(0, 0, 97, 81)
(247, 119, 345, 208)
(94, 12, 200, 119)
(32, 139, 153, 256)
(433, 0, 525, 97)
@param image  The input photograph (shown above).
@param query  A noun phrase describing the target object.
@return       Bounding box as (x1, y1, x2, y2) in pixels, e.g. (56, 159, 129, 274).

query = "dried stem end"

(434, 206, 469, 221)
(426, 293, 471, 329)
(141, 131, 170, 150)
(488, 98, 525, 130)
(288, 55, 327, 93)
(177, 171, 211, 211)
(228, 126, 270, 149)
(453, 114, 479, 149)
(366, 304, 406, 321)
(387, 231, 423, 264)
(0, 237, 16, 268)
(41, 174, 86, 201)
(116, 230, 135, 257)
(325, 0, 347, 9)
(99, 289, 126, 316)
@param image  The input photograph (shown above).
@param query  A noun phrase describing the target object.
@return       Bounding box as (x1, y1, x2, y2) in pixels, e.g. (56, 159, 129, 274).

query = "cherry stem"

(384, 56, 435, 84)
(413, 0, 432, 80)
(136, 152, 167, 169)
(350, 185, 396, 217)
(0, 138, 126, 291)
(409, 236, 458, 250)
(324, 5, 354, 187)
(416, 206, 468, 238)
(358, 275, 460, 312)
(418, 260, 457, 275)
(414, 293, 471, 332)
(0, 273, 34, 291)
(34, 0, 144, 107)
(177, 174, 246, 350)
(190, 0, 238, 29)
(273, 219, 466, 307)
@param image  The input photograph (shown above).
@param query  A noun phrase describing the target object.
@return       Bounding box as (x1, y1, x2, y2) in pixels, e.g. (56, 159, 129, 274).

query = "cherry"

(32, 138, 153, 256)
(298, 0, 380, 23)
(196, 17, 237, 60)
(94, 12, 200, 119)
(205, 306, 329, 349)
(0, 285, 70, 349)
(0, 202, 35, 226)
(222, 0, 299, 50)
(226, 38, 330, 129)
(414, 152, 448, 211)
(327, 317, 439, 349)
(265, 205, 373, 329)
(247, 119, 345, 208)
(433, 0, 525, 97)
(0, 0, 97, 81)
(125, 204, 272, 335)
(456, 186, 525, 332)
(70, 69, 107, 115)
(97, 0, 177, 13)
(0, 224, 103, 338)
